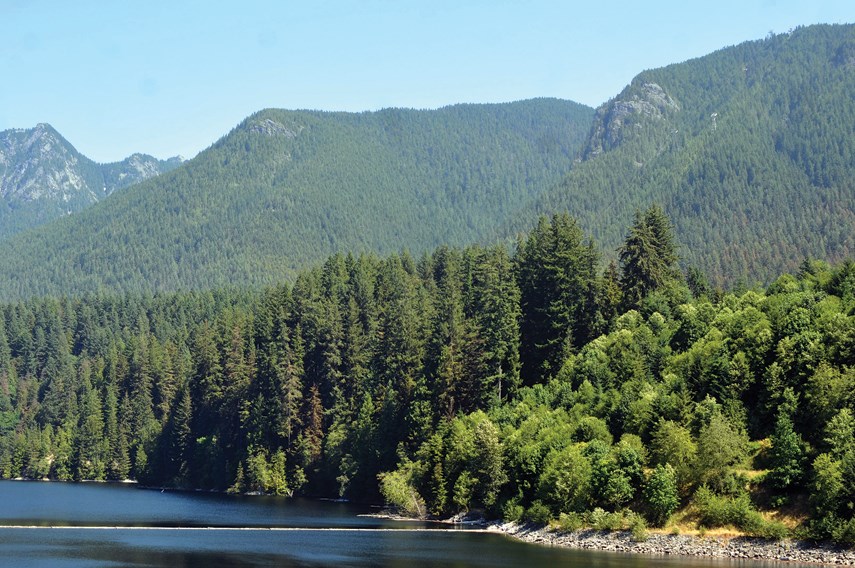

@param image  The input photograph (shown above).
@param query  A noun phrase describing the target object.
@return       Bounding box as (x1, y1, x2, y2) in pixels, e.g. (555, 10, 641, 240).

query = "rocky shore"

(487, 521, 855, 566)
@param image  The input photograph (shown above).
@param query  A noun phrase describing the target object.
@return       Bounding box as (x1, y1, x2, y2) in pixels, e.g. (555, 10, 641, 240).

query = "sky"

(1, 0, 852, 163)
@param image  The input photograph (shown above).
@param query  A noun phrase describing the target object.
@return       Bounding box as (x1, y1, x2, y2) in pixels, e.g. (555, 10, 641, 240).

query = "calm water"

(0, 481, 808, 567)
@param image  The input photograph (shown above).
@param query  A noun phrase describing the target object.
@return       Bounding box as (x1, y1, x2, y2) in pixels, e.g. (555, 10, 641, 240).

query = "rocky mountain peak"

(583, 82, 680, 158)
(0, 124, 183, 240)
(0, 123, 86, 203)
(247, 115, 304, 138)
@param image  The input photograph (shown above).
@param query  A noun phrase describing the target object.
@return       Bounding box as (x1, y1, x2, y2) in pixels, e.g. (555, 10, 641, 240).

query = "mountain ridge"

(0, 98, 594, 300)
(0, 24, 853, 299)
(518, 23, 855, 285)
(0, 123, 183, 240)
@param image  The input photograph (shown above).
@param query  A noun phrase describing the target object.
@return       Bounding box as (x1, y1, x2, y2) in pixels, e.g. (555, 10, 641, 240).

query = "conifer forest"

(2, 208, 853, 544)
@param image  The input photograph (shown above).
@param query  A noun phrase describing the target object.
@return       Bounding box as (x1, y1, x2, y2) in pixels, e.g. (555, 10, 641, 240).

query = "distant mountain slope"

(0, 123, 183, 240)
(0, 99, 594, 300)
(4, 24, 853, 299)
(523, 23, 855, 285)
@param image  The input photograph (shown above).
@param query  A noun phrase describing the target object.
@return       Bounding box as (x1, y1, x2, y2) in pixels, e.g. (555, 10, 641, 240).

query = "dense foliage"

(0, 100, 593, 301)
(1, 210, 853, 543)
(520, 24, 855, 285)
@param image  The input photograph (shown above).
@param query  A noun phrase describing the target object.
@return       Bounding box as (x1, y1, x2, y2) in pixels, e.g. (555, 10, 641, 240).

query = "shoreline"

(11, 477, 137, 484)
(5, 481, 853, 565)
(487, 521, 855, 566)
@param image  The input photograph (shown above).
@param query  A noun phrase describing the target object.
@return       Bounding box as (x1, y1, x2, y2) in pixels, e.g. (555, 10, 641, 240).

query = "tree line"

(0, 207, 853, 543)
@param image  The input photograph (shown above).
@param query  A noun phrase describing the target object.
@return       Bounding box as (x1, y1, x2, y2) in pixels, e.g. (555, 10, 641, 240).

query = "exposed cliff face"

(0, 123, 95, 203)
(0, 124, 182, 239)
(247, 116, 304, 138)
(101, 153, 185, 194)
(583, 82, 680, 159)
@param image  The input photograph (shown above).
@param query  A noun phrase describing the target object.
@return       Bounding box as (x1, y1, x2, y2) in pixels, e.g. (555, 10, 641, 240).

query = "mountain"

(0, 123, 183, 240)
(2, 24, 853, 300)
(0, 99, 594, 300)
(523, 24, 855, 285)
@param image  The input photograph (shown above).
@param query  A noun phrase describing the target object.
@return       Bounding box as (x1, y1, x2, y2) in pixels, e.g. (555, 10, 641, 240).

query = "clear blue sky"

(1, 0, 851, 162)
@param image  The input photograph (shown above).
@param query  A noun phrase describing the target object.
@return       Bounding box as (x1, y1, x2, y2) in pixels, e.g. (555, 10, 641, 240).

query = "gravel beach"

(488, 522, 855, 566)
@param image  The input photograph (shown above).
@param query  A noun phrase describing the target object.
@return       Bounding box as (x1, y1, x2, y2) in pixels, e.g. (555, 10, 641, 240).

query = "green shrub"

(501, 499, 525, 522)
(753, 518, 789, 540)
(586, 507, 608, 529)
(831, 517, 855, 547)
(693, 486, 788, 540)
(587, 507, 623, 531)
(574, 416, 613, 445)
(693, 486, 732, 527)
(628, 512, 649, 542)
(738, 509, 767, 535)
(556, 512, 584, 532)
(524, 500, 553, 525)
(810, 514, 855, 545)
(538, 444, 592, 513)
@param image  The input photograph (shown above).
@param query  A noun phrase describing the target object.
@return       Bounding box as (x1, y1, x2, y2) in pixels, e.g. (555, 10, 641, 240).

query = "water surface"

(0, 481, 812, 568)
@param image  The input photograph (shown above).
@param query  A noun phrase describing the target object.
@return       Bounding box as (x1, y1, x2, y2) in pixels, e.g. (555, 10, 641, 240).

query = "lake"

(0, 481, 807, 567)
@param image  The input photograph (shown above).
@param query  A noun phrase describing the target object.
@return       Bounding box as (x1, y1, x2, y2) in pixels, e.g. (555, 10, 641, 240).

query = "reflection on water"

(0, 480, 428, 529)
(0, 482, 810, 568)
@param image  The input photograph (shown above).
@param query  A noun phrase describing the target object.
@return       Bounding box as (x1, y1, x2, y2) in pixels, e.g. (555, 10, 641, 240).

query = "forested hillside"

(1, 26, 852, 298)
(0, 100, 593, 300)
(1, 210, 853, 543)
(0, 124, 182, 240)
(523, 24, 855, 285)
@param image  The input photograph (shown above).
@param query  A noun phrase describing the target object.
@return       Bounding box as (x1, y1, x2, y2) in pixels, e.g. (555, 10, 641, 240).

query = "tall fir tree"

(516, 214, 599, 385)
(618, 205, 680, 309)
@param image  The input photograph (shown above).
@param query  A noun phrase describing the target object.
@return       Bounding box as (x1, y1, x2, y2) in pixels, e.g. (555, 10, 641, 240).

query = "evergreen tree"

(468, 245, 521, 406)
(222, 318, 254, 454)
(517, 214, 599, 385)
(768, 410, 807, 493)
(36, 307, 76, 426)
(111, 394, 132, 480)
(75, 360, 105, 480)
(768, 388, 807, 494)
(190, 322, 223, 438)
(275, 322, 303, 449)
(428, 247, 467, 420)
(300, 384, 324, 469)
(167, 383, 193, 483)
(619, 205, 680, 309)
(599, 260, 623, 329)
(0, 317, 16, 436)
